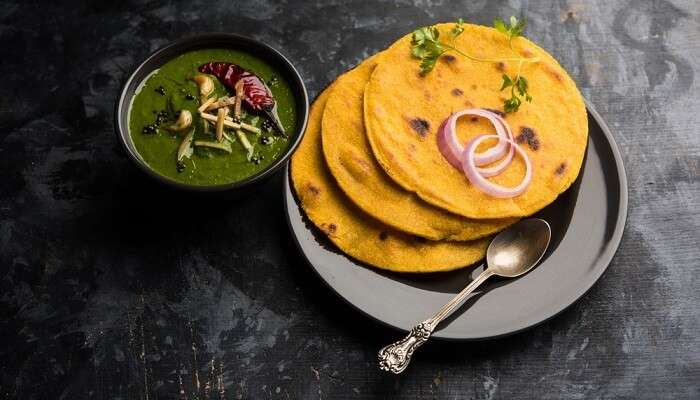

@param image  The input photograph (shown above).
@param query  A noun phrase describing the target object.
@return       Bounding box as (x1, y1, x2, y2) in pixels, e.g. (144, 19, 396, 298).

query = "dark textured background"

(1, 0, 699, 399)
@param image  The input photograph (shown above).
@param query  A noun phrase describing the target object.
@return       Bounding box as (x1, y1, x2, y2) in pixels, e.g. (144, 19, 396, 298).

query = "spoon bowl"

(487, 218, 551, 278)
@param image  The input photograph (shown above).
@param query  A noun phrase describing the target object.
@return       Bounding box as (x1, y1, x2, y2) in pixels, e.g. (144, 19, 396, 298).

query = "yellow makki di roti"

(321, 53, 516, 241)
(364, 22, 588, 219)
(290, 69, 489, 273)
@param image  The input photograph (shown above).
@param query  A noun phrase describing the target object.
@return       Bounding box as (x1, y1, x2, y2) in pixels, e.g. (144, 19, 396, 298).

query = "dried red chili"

(198, 62, 285, 135)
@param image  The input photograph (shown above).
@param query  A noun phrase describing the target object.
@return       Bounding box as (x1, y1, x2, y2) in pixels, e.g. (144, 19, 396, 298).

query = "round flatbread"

(321, 53, 515, 241)
(290, 64, 489, 273)
(364, 23, 588, 219)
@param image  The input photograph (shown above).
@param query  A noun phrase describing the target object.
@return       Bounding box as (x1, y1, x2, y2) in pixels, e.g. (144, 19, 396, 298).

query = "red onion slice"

(448, 109, 510, 166)
(437, 109, 513, 172)
(476, 133, 515, 177)
(437, 118, 463, 169)
(462, 134, 532, 198)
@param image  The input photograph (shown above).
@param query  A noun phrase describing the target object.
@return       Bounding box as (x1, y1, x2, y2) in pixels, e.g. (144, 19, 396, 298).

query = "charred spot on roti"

(496, 62, 506, 72)
(451, 88, 464, 96)
(555, 162, 567, 175)
(521, 49, 534, 58)
(441, 54, 457, 64)
(321, 223, 338, 237)
(516, 127, 535, 142)
(517, 126, 540, 151)
(306, 183, 321, 196)
(464, 99, 474, 107)
(379, 231, 389, 241)
(300, 182, 323, 207)
(424, 90, 432, 101)
(408, 117, 430, 138)
(470, 84, 477, 90)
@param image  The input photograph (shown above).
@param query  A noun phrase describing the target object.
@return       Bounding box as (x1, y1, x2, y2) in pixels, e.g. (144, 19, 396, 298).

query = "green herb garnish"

(493, 16, 526, 39)
(451, 18, 465, 36)
(410, 16, 538, 113)
(493, 16, 533, 112)
(410, 25, 445, 75)
(500, 73, 532, 113)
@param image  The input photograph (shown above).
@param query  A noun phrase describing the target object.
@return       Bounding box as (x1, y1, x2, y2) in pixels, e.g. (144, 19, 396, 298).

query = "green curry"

(128, 48, 297, 185)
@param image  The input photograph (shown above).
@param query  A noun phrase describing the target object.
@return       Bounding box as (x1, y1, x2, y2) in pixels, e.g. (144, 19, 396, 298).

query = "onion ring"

(436, 118, 463, 169)
(462, 134, 532, 198)
(437, 109, 514, 174)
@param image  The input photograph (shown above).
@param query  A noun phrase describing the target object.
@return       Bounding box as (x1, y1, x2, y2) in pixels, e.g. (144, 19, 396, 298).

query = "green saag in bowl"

(115, 34, 308, 192)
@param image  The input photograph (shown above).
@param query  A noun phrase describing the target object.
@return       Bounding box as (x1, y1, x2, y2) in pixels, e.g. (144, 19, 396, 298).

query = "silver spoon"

(378, 218, 551, 374)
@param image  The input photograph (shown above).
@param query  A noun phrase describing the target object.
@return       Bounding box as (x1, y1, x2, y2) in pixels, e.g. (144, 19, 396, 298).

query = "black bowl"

(114, 33, 309, 193)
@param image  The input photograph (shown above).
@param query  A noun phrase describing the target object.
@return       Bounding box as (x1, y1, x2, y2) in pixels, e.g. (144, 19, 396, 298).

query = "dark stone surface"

(0, 0, 698, 399)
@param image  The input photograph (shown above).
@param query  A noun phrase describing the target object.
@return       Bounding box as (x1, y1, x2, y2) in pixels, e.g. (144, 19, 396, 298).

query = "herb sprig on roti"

(410, 16, 538, 113)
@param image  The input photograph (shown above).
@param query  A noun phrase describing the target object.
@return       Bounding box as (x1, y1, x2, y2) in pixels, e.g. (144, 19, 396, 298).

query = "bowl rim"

(114, 32, 309, 192)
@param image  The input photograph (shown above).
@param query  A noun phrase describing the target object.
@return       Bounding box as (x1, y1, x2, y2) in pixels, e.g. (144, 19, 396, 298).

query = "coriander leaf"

(419, 41, 445, 74)
(495, 16, 527, 39)
(411, 26, 440, 47)
(411, 25, 445, 74)
(412, 27, 428, 45)
(516, 76, 528, 95)
(510, 16, 518, 28)
(411, 44, 428, 59)
(500, 74, 513, 90)
(419, 52, 441, 74)
(493, 18, 507, 34)
(429, 26, 440, 40)
(502, 75, 531, 112)
(452, 18, 465, 37)
(504, 96, 521, 113)
(511, 18, 526, 37)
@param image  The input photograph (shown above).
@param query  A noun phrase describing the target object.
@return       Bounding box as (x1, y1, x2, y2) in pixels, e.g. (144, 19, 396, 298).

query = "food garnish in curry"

(128, 49, 297, 185)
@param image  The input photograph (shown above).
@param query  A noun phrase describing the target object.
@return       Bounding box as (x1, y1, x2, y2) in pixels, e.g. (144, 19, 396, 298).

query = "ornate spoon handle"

(378, 269, 494, 373)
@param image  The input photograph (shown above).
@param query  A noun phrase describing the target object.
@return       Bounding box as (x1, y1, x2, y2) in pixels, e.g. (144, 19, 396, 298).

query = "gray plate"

(284, 102, 627, 340)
